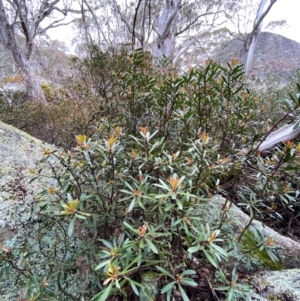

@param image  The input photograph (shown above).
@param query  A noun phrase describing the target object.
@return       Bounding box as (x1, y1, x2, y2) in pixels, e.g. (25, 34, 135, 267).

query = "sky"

(263, 0, 300, 43)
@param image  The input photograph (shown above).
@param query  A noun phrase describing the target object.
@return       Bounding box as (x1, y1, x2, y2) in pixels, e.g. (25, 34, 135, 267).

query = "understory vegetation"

(1, 48, 300, 301)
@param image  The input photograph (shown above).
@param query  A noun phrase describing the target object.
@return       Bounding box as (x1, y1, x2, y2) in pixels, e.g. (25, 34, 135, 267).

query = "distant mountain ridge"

(213, 32, 300, 80)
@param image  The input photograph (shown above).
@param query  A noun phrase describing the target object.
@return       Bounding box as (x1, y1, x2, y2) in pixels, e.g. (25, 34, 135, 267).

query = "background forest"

(1, 1, 300, 301)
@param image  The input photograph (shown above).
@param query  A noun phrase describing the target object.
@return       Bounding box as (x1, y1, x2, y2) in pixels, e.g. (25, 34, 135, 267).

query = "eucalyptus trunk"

(244, 0, 278, 77)
(0, 0, 47, 103)
(153, 0, 181, 61)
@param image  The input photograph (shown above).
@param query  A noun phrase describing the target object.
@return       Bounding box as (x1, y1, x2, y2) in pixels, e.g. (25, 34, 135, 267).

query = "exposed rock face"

(0, 121, 49, 239)
(213, 32, 300, 80)
(0, 121, 52, 300)
(251, 269, 300, 300)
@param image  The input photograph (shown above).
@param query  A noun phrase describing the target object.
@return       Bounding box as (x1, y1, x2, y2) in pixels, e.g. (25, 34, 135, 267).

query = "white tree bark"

(98, 0, 242, 64)
(152, 0, 181, 60)
(258, 122, 300, 152)
(0, 0, 78, 103)
(0, 0, 47, 103)
(244, 0, 278, 77)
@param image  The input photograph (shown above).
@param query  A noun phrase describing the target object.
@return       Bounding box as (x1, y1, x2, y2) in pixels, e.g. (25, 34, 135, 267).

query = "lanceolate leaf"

(67, 216, 76, 237)
(188, 245, 201, 253)
(93, 283, 113, 301)
(160, 281, 176, 294)
(178, 284, 190, 301)
(156, 266, 174, 279)
(145, 237, 158, 254)
(203, 250, 219, 268)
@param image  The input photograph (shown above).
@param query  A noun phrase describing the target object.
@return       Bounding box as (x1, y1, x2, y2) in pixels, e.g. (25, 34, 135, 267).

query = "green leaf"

(80, 194, 93, 201)
(227, 288, 234, 301)
(68, 216, 76, 237)
(188, 245, 200, 253)
(137, 198, 146, 209)
(171, 218, 181, 227)
(124, 181, 134, 191)
(92, 283, 113, 301)
(44, 287, 57, 297)
(156, 266, 174, 279)
(124, 277, 143, 295)
(28, 275, 40, 287)
(100, 239, 113, 249)
(181, 278, 198, 287)
(210, 243, 228, 258)
(128, 279, 139, 296)
(94, 260, 110, 271)
(155, 193, 170, 199)
(293, 119, 300, 130)
(123, 221, 137, 233)
(160, 281, 176, 294)
(128, 198, 136, 213)
(115, 278, 120, 289)
(266, 248, 279, 262)
(178, 284, 190, 301)
(34, 200, 50, 208)
(203, 249, 219, 268)
(145, 237, 158, 254)
(122, 255, 141, 272)
(166, 287, 172, 301)
(216, 269, 228, 283)
(148, 130, 158, 140)
(176, 199, 183, 210)
(75, 213, 87, 219)
(139, 239, 145, 249)
(150, 141, 160, 153)
(29, 176, 39, 183)
(181, 270, 196, 276)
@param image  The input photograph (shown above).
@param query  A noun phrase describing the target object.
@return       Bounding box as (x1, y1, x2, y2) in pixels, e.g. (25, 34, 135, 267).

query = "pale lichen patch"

(0, 121, 55, 300)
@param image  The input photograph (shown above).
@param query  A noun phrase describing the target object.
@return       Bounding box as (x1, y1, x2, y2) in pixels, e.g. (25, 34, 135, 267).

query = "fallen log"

(210, 195, 300, 271)
(258, 122, 300, 152)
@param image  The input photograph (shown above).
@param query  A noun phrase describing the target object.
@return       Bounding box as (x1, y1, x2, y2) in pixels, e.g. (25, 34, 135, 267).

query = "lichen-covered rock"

(0, 121, 50, 233)
(0, 121, 52, 299)
(250, 269, 300, 300)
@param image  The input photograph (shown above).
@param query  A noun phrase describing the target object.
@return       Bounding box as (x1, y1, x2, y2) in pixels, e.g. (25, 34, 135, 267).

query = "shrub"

(0, 46, 133, 148)
(2, 50, 300, 301)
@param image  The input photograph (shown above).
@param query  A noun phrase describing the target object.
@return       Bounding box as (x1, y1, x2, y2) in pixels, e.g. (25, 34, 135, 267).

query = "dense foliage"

(1, 49, 300, 301)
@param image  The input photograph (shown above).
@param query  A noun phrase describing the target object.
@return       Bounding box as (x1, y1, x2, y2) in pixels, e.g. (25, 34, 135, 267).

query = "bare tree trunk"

(0, 1, 46, 103)
(244, 0, 278, 77)
(153, 0, 181, 61)
(12, 50, 47, 103)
